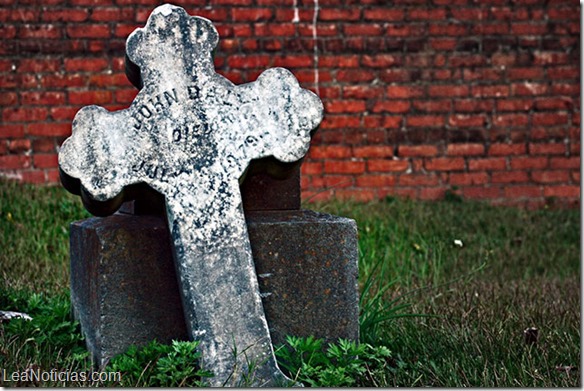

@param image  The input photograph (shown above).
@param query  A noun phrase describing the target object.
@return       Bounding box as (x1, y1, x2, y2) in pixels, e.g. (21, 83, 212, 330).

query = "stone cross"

(58, 4, 323, 387)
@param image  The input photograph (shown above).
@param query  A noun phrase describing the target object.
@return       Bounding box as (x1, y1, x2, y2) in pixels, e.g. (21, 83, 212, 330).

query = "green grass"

(0, 180, 580, 387)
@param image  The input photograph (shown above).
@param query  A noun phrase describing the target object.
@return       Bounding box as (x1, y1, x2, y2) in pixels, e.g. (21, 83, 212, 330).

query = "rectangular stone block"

(70, 210, 359, 367)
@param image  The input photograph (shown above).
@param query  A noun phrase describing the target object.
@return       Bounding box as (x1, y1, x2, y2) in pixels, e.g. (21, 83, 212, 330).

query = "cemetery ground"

(0, 179, 579, 387)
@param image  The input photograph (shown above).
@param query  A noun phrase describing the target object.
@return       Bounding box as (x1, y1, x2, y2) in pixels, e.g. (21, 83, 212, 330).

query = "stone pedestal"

(70, 210, 359, 367)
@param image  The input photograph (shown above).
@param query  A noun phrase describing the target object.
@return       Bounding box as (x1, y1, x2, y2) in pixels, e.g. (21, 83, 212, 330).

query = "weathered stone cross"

(58, 4, 323, 387)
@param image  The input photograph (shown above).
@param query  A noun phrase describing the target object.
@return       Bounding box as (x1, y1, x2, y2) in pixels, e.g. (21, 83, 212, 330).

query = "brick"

(531, 170, 570, 184)
(301, 162, 322, 175)
(50, 107, 79, 121)
(425, 157, 465, 171)
(319, 9, 360, 21)
(550, 157, 580, 169)
(20, 24, 62, 39)
(226, 55, 269, 68)
(3, 107, 48, 122)
(364, 8, 404, 21)
(411, 100, 449, 113)
(356, 175, 396, 187)
(362, 54, 402, 68)
(532, 113, 569, 126)
(66, 24, 110, 38)
(504, 186, 542, 198)
(8, 139, 31, 153)
(320, 115, 361, 130)
(344, 24, 384, 36)
(0, 92, 18, 106)
(65, 57, 109, 72)
(471, 85, 509, 98)
(323, 175, 354, 188)
(428, 84, 469, 97)
(367, 159, 409, 172)
(493, 114, 529, 127)
(41, 74, 85, 88)
(342, 86, 383, 100)
(511, 22, 548, 35)
(42, 9, 89, 22)
(398, 174, 439, 186)
(19, 58, 61, 73)
(534, 97, 575, 111)
(398, 145, 438, 157)
(0, 155, 31, 169)
(68, 90, 113, 106)
(272, 55, 312, 68)
(335, 189, 376, 202)
(21, 170, 46, 184)
(448, 114, 487, 128)
(419, 187, 446, 201)
(489, 143, 526, 156)
(429, 23, 468, 36)
(547, 67, 579, 80)
(454, 99, 495, 112)
(372, 101, 411, 114)
(20, 91, 65, 105)
(446, 143, 485, 156)
(510, 157, 549, 169)
(383, 116, 403, 129)
(529, 143, 566, 155)
(325, 100, 366, 114)
(469, 158, 507, 171)
(33, 153, 58, 168)
(407, 115, 445, 127)
(309, 145, 352, 159)
(511, 82, 548, 96)
(230, 7, 272, 21)
(462, 187, 502, 199)
(0, 122, 25, 138)
(544, 185, 580, 198)
(336, 70, 375, 83)
(90, 7, 134, 21)
(324, 160, 365, 174)
(507, 67, 545, 80)
(449, 172, 489, 186)
(533, 51, 569, 65)
(353, 146, 394, 158)
(492, 171, 529, 183)
(319, 55, 359, 68)
(496, 99, 533, 111)
(408, 8, 447, 20)
(386, 85, 424, 98)
(26, 123, 71, 137)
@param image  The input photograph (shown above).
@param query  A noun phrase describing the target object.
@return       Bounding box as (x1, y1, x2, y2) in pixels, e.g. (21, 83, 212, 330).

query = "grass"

(0, 180, 580, 387)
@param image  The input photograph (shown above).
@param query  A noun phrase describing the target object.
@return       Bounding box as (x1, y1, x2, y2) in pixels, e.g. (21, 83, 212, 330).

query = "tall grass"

(1, 181, 580, 386)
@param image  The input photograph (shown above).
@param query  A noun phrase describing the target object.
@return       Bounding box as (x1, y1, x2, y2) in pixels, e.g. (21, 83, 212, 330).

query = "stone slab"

(70, 210, 359, 367)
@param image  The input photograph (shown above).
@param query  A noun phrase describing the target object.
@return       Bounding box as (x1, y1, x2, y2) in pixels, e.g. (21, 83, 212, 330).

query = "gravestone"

(59, 4, 359, 387)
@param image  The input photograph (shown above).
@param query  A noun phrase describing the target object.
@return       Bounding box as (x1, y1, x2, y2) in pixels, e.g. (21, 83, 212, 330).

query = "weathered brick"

(425, 157, 465, 171)
(353, 146, 394, 158)
(446, 143, 485, 156)
(543, 185, 580, 198)
(489, 143, 527, 156)
(449, 172, 489, 186)
(324, 160, 365, 174)
(398, 145, 438, 157)
(309, 145, 352, 159)
(367, 159, 409, 172)
(356, 175, 396, 187)
(469, 158, 507, 171)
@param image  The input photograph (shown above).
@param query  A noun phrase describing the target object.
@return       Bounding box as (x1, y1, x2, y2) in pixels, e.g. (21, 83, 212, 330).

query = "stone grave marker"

(59, 4, 359, 387)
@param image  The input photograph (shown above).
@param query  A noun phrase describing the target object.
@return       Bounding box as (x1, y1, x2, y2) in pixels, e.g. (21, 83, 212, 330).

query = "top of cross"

(58, 4, 323, 214)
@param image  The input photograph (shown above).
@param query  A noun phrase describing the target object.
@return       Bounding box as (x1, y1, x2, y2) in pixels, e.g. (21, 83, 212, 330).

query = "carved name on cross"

(58, 4, 323, 387)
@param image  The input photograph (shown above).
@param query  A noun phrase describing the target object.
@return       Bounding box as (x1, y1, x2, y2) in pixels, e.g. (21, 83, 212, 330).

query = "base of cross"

(69, 209, 360, 377)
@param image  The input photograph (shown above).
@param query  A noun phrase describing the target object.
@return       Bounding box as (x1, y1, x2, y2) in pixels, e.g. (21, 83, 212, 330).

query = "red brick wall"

(0, 0, 580, 208)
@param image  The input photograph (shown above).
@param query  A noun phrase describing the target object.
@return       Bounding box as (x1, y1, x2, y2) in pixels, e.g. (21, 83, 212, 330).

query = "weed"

(275, 335, 393, 387)
(106, 340, 213, 387)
